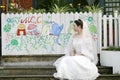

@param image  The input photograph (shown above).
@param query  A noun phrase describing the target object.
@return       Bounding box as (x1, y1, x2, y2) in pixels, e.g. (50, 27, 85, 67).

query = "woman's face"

(73, 23, 82, 32)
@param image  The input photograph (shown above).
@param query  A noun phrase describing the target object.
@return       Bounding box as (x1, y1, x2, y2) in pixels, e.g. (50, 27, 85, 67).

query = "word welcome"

(21, 16, 41, 24)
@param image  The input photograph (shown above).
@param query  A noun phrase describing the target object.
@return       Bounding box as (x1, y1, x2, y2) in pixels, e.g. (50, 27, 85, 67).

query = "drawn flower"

(11, 39, 18, 46)
(4, 24, 11, 32)
(88, 17, 93, 22)
(88, 24, 97, 34)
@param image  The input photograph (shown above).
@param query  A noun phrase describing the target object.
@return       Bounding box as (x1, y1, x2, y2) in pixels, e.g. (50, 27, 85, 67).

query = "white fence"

(1, 12, 120, 55)
(98, 11, 120, 49)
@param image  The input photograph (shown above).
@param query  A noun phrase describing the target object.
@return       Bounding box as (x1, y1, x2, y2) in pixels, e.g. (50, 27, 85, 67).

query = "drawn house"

(17, 24, 26, 36)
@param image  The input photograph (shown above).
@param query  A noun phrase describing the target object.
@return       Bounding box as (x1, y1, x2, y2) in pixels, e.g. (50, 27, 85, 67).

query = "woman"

(53, 19, 99, 80)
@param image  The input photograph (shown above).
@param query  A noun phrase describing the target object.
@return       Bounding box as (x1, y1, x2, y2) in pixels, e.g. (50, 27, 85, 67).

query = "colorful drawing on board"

(88, 23, 97, 34)
(17, 24, 26, 36)
(4, 24, 11, 32)
(41, 21, 51, 36)
(11, 39, 19, 46)
(50, 22, 64, 45)
(87, 16, 98, 41)
(27, 24, 40, 37)
(88, 16, 93, 22)
(2, 14, 99, 55)
(68, 20, 74, 33)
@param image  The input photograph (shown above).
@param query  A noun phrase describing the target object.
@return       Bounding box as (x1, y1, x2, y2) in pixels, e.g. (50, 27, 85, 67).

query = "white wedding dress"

(53, 36, 99, 80)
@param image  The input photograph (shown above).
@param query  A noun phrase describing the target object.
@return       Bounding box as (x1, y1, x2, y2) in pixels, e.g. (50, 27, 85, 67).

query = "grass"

(103, 46, 120, 51)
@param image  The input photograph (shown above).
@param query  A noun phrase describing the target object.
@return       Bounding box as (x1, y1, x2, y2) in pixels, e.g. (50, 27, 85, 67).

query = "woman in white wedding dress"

(53, 19, 99, 80)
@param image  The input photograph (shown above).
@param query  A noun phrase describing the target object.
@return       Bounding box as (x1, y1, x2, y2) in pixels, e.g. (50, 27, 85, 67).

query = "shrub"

(103, 46, 120, 51)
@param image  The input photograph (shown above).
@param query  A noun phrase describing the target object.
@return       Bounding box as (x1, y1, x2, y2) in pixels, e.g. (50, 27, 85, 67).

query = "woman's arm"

(81, 40, 94, 61)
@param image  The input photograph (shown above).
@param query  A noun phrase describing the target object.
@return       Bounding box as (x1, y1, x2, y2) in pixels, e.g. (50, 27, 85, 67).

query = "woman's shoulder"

(71, 33, 78, 37)
(72, 33, 83, 39)
(72, 34, 77, 38)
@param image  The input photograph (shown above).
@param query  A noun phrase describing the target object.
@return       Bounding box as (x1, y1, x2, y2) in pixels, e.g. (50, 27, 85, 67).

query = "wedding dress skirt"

(53, 55, 99, 80)
(53, 37, 99, 80)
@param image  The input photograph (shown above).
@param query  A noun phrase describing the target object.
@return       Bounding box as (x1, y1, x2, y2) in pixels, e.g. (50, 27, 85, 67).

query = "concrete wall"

(100, 51, 120, 74)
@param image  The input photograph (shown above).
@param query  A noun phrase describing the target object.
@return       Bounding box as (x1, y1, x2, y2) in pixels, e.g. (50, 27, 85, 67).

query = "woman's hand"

(70, 49, 76, 56)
